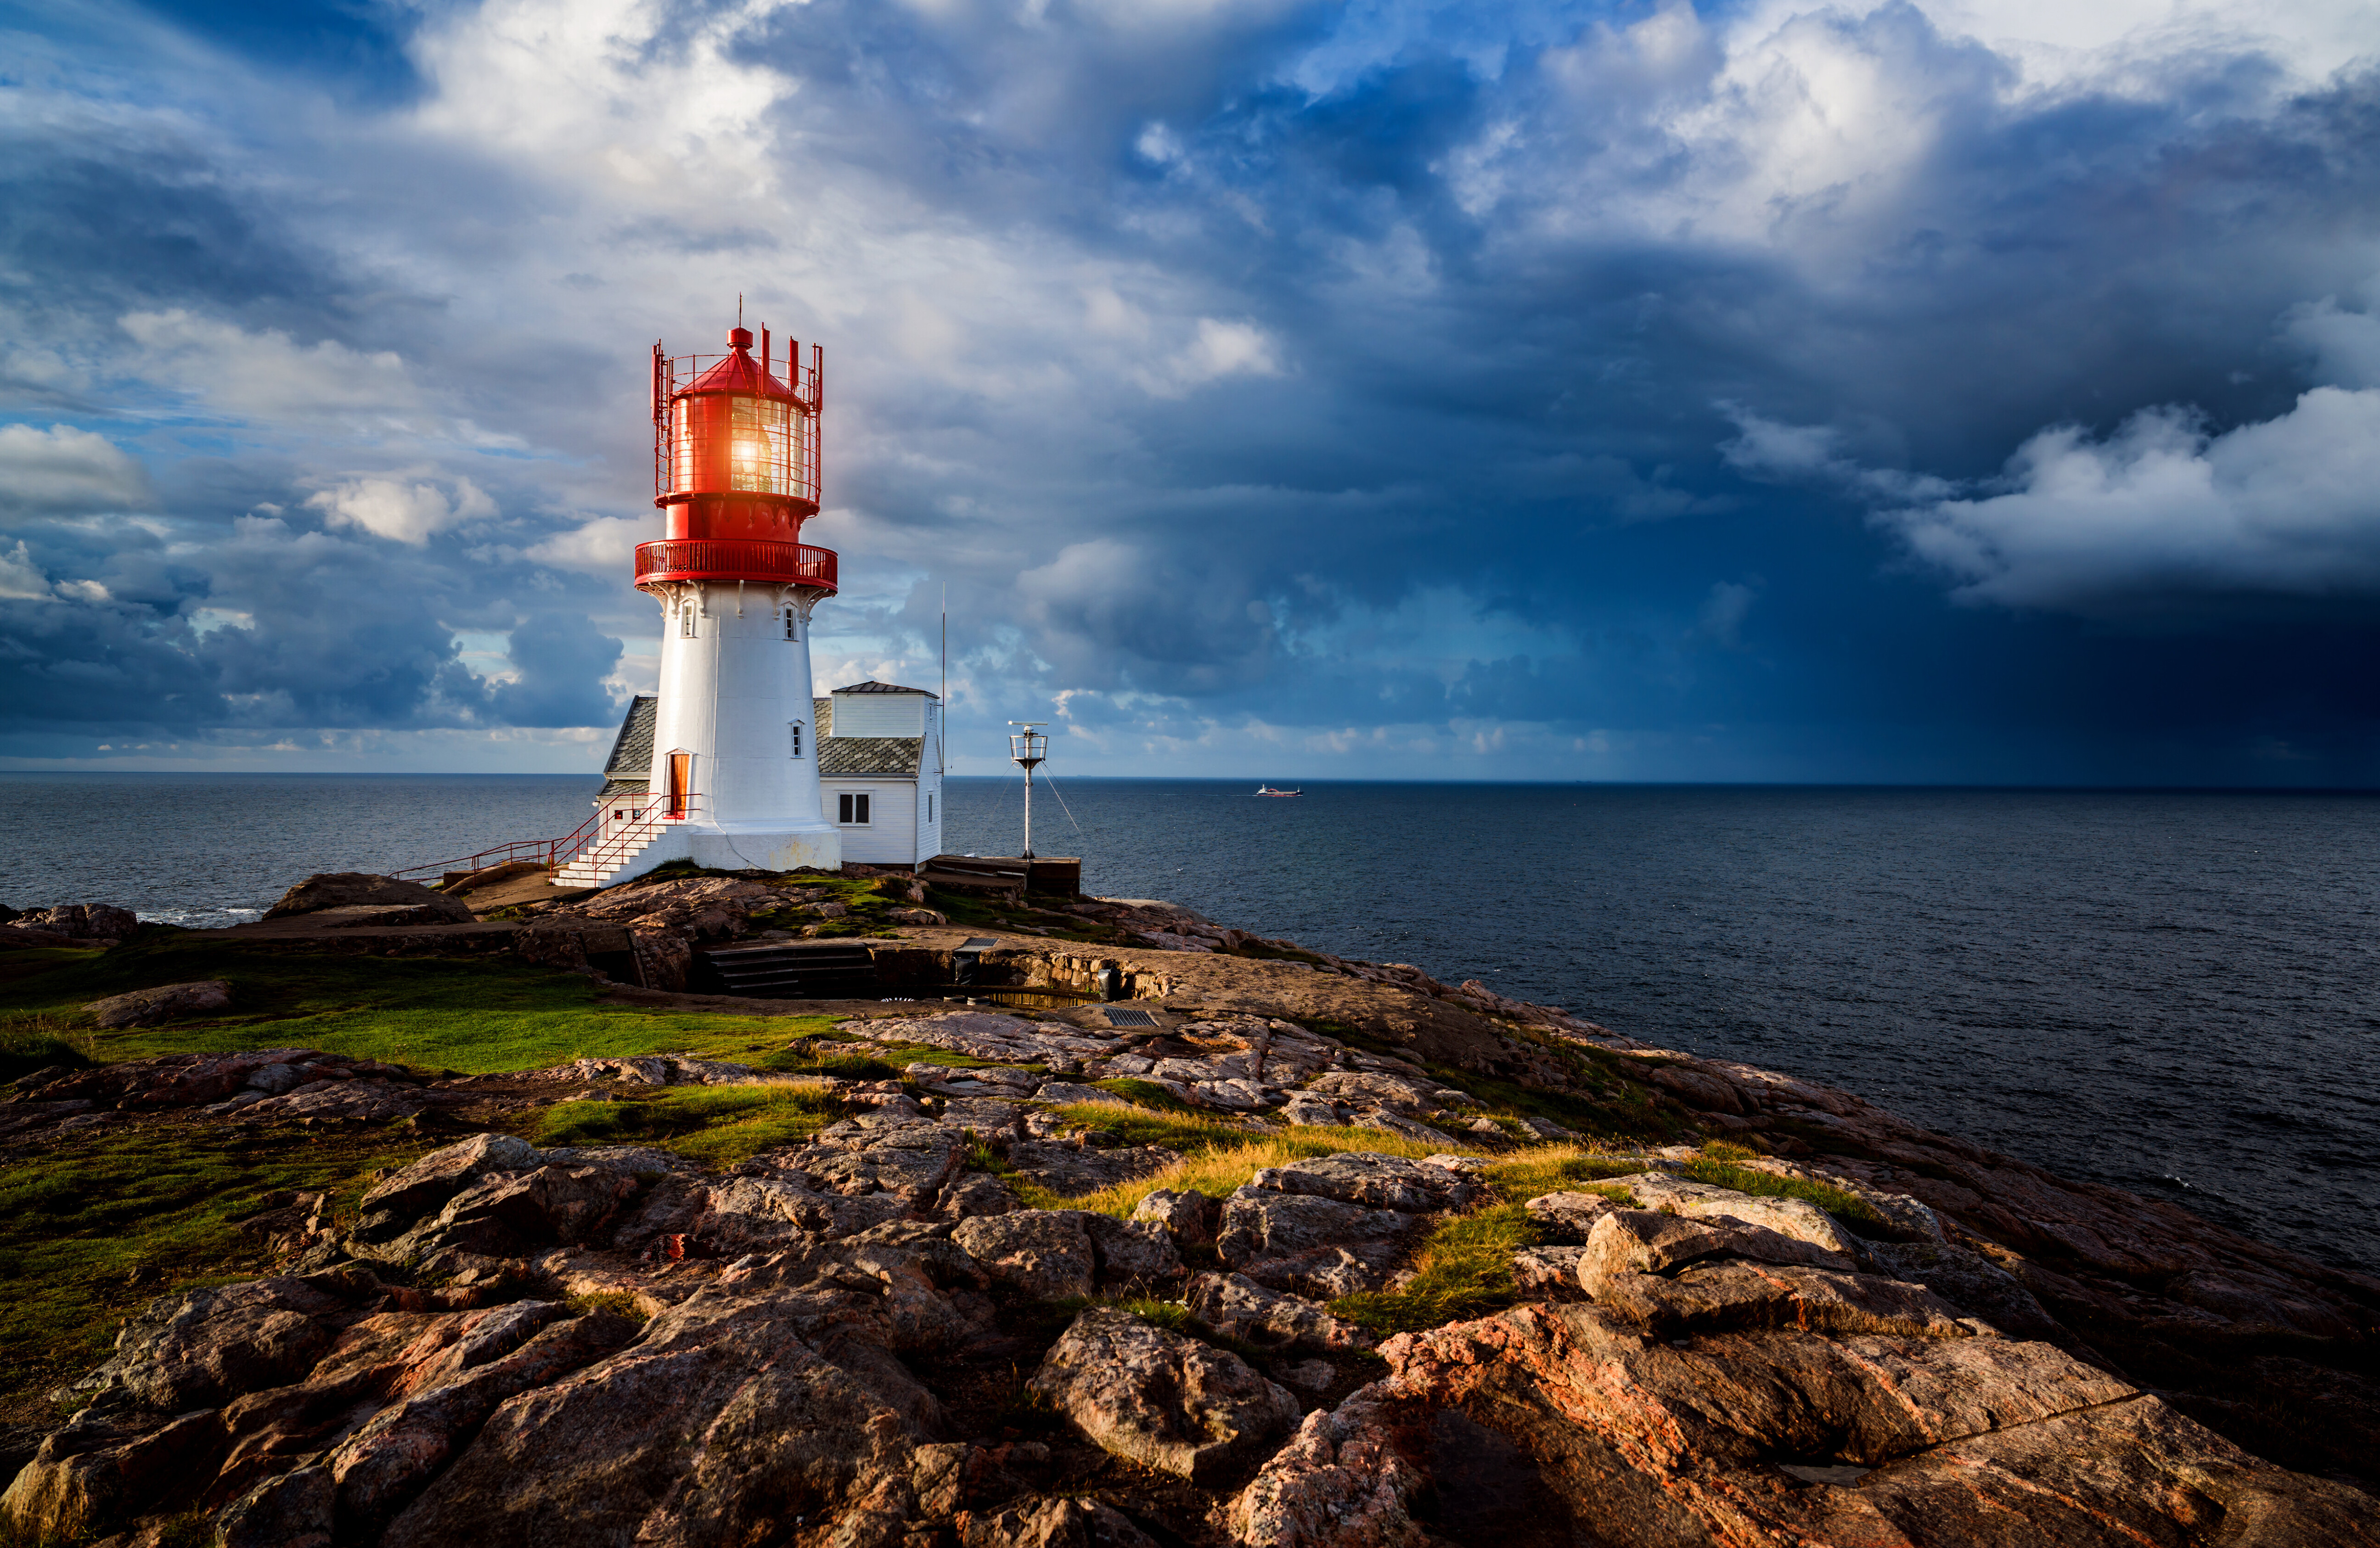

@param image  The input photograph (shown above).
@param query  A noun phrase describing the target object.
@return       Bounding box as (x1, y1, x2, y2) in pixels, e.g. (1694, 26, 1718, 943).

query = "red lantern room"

(635, 323, 837, 595)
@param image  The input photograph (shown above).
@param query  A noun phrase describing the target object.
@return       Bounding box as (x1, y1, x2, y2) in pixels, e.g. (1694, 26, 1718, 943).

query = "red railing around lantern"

(634, 538, 838, 592)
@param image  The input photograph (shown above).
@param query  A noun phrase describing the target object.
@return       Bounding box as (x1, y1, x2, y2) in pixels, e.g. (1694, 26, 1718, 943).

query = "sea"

(3, 772, 2374, 1274)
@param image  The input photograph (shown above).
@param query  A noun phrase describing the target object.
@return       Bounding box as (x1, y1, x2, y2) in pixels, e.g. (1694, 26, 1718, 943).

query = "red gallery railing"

(634, 538, 837, 592)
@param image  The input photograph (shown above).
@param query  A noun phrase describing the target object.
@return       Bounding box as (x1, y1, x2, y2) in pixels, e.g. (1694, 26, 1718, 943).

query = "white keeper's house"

(594, 679, 943, 869)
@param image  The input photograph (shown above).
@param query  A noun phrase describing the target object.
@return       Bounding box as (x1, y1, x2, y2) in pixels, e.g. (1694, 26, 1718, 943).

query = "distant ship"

(1255, 785, 1303, 797)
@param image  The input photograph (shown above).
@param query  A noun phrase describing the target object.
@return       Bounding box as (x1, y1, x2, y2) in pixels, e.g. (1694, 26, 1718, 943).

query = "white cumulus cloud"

(1136, 319, 1284, 398)
(0, 540, 52, 599)
(1885, 387, 2380, 610)
(121, 310, 424, 424)
(525, 515, 647, 576)
(0, 424, 153, 516)
(305, 477, 499, 545)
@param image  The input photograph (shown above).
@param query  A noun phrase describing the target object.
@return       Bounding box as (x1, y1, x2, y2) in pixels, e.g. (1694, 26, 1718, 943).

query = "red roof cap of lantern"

(679, 327, 798, 401)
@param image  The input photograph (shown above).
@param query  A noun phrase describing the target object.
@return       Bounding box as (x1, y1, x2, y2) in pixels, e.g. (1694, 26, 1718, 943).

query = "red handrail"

(388, 838, 561, 883)
(389, 791, 703, 884)
(557, 792, 704, 880)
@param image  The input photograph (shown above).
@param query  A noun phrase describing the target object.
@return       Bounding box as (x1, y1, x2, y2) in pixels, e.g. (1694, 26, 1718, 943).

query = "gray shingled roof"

(598, 696, 657, 798)
(820, 737, 923, 776)
(833, 679, 938, 697)
(596, 691, 922, 791)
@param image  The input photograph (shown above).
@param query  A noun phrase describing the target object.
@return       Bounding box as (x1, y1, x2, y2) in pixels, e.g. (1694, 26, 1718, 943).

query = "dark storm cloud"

(4, 0, 2380, 778)
(487, 611, 626, 727)
(0, 132, 351, 345)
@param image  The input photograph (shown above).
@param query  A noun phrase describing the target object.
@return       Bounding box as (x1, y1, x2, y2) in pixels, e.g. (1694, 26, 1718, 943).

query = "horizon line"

(3, 769, 2377, 796)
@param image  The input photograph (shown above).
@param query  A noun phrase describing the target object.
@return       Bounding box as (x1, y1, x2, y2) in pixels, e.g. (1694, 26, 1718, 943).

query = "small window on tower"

(790, 723, 803, 758)
(784, 609, 796, 641)
(680, 606, 697, 638)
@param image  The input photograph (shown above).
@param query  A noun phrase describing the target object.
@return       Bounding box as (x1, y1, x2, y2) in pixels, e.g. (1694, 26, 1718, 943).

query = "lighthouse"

(557, 317, 841, 886)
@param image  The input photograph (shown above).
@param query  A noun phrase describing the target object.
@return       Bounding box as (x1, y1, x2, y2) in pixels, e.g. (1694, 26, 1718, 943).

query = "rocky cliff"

(2, 873, 2374, 1548)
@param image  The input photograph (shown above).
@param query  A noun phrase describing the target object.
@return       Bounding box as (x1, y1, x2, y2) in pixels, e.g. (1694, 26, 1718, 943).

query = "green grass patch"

(1332, 1203, 1542, 1335)
(758, 1044, 904, 1081)
(0, 929, 847, 1075)
(920, 886, 1127, 946)
(0, 1118, 439, 1410)
(1480, 1147, 1648, 1205)
(565, 1291, 651, 1324)
(532, 1082, 843, 1166)
(1680, 1156, 1885, 1227)
(962, 1139, 1017, 1174)
(1091, 1077, 1197, 1113)
(0, 1010, 98, 1083)
(1041, 1112, 1504, 1217)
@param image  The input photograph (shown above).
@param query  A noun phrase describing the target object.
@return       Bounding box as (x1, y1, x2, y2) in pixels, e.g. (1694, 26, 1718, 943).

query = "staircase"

(554, 796, 682, 889)
(695, 941, 883, 999)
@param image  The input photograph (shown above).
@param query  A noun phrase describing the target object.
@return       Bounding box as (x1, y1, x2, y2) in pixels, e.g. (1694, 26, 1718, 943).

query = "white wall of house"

(919, 699, 942, 861)
(827, 777, 920, 865)
(815, 690, 942, 867)
(829, 690, 924, 737)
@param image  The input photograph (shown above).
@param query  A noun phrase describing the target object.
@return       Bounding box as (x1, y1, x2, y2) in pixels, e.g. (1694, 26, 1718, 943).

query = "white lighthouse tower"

(557, 317, 841, 886)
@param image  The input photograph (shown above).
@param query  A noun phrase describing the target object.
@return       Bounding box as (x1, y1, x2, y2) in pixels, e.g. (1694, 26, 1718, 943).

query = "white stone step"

(557, 826, 667, 888)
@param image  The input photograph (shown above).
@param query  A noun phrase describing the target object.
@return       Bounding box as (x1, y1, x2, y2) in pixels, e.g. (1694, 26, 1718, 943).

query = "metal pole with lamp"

(1007, 723, 1048, 859)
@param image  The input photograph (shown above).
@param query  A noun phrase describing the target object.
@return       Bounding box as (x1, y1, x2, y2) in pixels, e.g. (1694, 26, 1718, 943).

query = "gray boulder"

(378, 1288, 940, 1547)
(84, 980, 231, 1029)
(1524, 1190, 1622, 1242)
(1609, 1172, 1861, 1257)
(1186, 1273, 1373, 1353)
(355, 1134, 544, 1241)
(1580, 1207, 1857, 1282)
(1277, 1094, 1349, 1127)
(1352, 1108, 1452, 1144)
(952, 1211, 1097, 1300)
(12, 903, 139, 941)
(1082, 1213, 1185, 1284)
(1513, 1245, 1592, 1296)
(1131, 1188, 1220, 1246)
(1215, 1191, 1428, 1285)
(263, 873, 473, 924)
(216, 1465, 332, 1548)
(1249, 1154, 1480, 1213)
(957, 1495, 1161, 1548)
(1863, 1238, 2062, 1340)
(1028, 1308, 1300, 1483)
(81, 1276, 349, 1411)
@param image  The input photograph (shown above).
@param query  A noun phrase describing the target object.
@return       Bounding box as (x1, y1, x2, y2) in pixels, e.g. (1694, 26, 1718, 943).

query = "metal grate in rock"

(959, 937, 1000, 951)
(1100, 1007, 1159, 1027)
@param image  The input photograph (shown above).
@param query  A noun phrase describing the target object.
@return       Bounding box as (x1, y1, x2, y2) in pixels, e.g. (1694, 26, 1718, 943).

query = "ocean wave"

(137, 906, 264, 930)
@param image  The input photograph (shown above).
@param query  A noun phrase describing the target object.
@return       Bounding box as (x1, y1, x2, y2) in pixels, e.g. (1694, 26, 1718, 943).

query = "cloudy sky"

(3, 0, 2377, 781)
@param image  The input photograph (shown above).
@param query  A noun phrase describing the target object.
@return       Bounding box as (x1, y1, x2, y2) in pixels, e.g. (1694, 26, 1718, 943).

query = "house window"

(789, 722, 803, 758)
(926, 793, 934, 822)
(838, 792, 871, 825)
